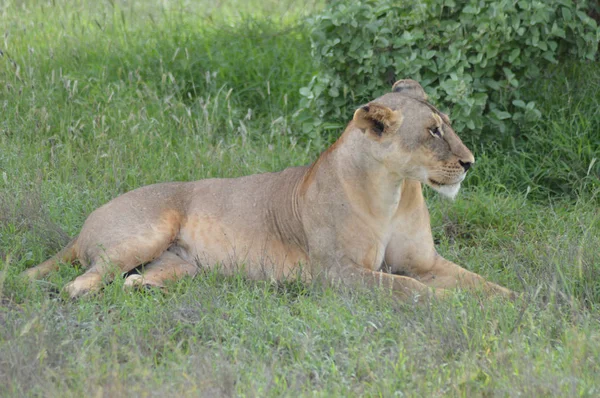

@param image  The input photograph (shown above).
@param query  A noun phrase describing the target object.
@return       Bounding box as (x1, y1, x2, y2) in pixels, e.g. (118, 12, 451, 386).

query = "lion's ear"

(392, 79, 427, 101)
(353, 103, 402, 138)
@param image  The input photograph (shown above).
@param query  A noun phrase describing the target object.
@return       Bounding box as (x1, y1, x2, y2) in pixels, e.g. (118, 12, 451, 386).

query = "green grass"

(1, 0, 599, 396)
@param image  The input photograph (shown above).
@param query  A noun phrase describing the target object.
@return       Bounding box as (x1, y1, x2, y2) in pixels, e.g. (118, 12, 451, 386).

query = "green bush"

(298, 0, 599, 140)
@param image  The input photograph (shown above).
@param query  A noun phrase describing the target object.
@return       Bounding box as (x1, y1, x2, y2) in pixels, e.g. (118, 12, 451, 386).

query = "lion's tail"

(22, 236, 79, 280)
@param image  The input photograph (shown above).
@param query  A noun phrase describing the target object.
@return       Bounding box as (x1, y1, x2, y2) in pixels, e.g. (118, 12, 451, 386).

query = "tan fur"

(24, 79, 513, 300)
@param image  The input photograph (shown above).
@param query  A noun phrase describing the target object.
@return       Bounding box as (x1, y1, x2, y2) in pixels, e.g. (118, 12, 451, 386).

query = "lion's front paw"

(123, 274, 165, 291)
(411, 287, 451, 304)
(63, 280, 94, 299)
(489, 283, 519, 301)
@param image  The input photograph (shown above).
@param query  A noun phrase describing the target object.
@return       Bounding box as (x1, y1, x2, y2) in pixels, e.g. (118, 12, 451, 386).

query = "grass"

(1, 0, 599, 396)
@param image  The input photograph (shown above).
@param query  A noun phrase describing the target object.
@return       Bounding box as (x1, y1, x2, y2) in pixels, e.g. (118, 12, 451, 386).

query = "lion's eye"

(429, 126, 443, 138)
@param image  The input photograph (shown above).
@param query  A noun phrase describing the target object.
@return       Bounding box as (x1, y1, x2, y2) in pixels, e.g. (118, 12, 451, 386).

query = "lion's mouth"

(428, 175, 465, 187)
(428, 177, 463, 200)
(428, 178, 446, 186)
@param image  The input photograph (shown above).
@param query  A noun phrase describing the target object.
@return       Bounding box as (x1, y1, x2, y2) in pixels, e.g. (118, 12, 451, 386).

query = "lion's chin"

(428, 179, 461, 200)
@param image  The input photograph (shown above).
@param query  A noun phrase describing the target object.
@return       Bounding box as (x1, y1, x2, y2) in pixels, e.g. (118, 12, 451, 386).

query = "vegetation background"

(0, 0, 599, 396)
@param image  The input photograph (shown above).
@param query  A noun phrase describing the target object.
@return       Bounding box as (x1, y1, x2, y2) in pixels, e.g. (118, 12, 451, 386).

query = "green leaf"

(509, 48, 521, 63)
(299, 87, 313, 98)
(485, 79, 501, 90)
(492, 109, 512, 120)
(503, 67, 515, 80)
(463, 5, 478, 14)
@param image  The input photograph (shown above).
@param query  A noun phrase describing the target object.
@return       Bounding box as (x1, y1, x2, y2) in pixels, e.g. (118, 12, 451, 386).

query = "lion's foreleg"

(418, 255, 514, 298)
(326, 265, 449, 303)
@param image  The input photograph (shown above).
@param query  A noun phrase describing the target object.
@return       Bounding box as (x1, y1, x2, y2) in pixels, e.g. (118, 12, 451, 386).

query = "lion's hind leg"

(22, 236, 79, 280)
(123, 250, 198, 290)
(63, 217, 182, 298)
(62, 236, 177, 298)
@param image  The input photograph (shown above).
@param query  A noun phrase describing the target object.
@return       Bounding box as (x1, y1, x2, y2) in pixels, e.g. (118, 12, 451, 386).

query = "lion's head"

(352, 79, 474, 199)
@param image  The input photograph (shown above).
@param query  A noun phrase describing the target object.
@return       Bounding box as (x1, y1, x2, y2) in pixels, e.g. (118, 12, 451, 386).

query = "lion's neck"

(318, 129, 406, 221)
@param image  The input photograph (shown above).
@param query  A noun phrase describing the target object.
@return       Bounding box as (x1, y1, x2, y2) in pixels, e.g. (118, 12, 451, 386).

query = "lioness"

(23, 79, 513, 300)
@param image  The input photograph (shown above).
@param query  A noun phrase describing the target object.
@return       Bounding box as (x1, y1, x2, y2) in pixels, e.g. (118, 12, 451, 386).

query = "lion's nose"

(459, 160, 472, 172)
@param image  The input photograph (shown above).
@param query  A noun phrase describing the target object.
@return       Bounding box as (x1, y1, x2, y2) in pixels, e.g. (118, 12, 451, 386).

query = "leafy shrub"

(298, 0, 600, 140)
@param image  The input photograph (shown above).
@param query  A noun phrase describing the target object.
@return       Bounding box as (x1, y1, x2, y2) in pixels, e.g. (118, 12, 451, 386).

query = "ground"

(0, 0, 599, 396)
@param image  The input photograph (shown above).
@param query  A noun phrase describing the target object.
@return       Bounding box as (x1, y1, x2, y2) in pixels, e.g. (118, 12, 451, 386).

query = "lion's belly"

(173, 214, 309, 280)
